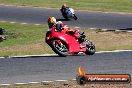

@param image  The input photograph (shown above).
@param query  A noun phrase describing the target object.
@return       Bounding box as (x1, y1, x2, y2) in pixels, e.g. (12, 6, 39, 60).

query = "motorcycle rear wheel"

(85, 40, 96, 55)
(73, 14, 78, 20)
(51, 40, 68, 57)
(85, 46, 96, 55)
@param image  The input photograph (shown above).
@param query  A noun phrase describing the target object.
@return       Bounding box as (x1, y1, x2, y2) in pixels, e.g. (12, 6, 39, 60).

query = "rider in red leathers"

(47, 17, 85, 43)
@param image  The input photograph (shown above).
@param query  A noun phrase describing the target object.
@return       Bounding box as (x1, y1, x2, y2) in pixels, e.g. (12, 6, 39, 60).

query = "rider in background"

(47, 17, 85, 43)
(60, 4, 69, 19)
(60, 4, 69, 14)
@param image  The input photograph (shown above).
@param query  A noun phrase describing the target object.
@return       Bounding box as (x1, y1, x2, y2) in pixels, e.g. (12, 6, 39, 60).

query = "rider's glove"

(80, 35, 86, 38)
(79, 32, 86, 38)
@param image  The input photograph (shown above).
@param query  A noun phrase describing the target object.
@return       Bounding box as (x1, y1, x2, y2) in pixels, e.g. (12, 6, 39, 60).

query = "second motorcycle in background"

(60, 4, 78, 20)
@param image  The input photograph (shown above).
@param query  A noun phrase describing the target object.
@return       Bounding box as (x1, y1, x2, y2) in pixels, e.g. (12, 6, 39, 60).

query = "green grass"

(0, 22, 132, 56)
(0, 22, 46, 47)
(0, 0, 132, 12)
(0, 22, 54, 56)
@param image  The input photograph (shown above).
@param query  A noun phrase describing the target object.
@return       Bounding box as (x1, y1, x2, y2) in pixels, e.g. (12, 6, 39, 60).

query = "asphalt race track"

(0, 51, 132, 84)
(0, 5, 132, 84)
(0, 5, 132, 29)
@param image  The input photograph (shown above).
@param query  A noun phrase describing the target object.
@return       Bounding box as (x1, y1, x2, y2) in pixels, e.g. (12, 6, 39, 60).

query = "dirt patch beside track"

(1, 80, 132, 88)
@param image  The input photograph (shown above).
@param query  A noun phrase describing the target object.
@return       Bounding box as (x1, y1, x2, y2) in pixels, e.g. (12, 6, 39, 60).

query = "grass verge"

(0, 22, 132, 56)
(0, 22, 54, 56)
(0, 0, 132, 13)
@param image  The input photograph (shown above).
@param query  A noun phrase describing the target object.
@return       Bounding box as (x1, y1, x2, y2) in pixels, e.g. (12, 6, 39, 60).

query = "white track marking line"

(115, 30, 120, 32)
(104, 12, 109, 14)
(0, 21, 131, 32)
(0, 84, 11, 86)
(14, 83, 27, 85)
(101, 29, 109, 31)
(0, 50, 132, 59)
(89, 28, 97, 30)
(96, 50, 132, 54)
(0, 21, 7, 22)
(0, 57, 5, 59)
(127, 31, 132, 33)
(4, 5, 14, 7)
(34, 24, 41, 26)
(10, 22, 16, 24)
(10, 54, 57, 58)
(28, 82, 40, 84)
(55, 80, 68, 82)
(20, 23, 27, 25)
(72, 79, 76, 81)
(1, 76, 132, 85)
(42, 81, 54, 83)
(0, 21, 43, 26)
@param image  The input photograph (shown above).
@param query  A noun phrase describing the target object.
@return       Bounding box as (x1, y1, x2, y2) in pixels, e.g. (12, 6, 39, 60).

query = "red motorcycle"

(45, 25, 96, 57)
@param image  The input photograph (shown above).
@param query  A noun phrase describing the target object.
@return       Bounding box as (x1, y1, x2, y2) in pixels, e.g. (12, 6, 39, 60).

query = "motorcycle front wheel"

(51, 40, 68, 57)
(85, 40, 96, 55)
(73, 14, 78, 20)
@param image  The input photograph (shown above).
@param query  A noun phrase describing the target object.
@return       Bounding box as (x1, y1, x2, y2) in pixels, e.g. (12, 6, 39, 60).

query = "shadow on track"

(118, 28, 132, 31)
(56, 18, 69, 21)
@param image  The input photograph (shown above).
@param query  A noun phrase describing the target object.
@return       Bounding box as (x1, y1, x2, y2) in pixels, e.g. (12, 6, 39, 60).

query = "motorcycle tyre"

(51, 40, 68, 57)
(85, 40, 96, 55)
(73, 14, 78, 20)
(85, 45, 96, 55)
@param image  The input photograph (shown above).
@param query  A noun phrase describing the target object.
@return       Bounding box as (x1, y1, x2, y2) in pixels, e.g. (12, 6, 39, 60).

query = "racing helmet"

(62, 4, 67, 8)
(56, 21, 63, 31)
(47, 16, 57, 28)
